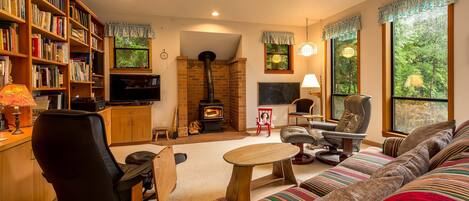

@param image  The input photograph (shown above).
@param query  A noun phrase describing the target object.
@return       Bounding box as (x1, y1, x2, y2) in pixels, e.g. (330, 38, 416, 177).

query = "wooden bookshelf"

(0, 0, 106, 127)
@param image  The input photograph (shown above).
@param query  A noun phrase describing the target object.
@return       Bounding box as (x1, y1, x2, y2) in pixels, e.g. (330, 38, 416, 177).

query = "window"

(114, 36, 150, 69)
(264, 44, 293, 74)
(391, 7, 449, 134)
(331, 34, 359, 120)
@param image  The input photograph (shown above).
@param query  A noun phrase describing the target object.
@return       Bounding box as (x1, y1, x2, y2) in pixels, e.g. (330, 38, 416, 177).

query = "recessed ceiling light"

(212, 11, 220, 17)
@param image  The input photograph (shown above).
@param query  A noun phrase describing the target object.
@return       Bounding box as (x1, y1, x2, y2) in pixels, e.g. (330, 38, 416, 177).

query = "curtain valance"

(379, 0, 456, 24)
(261, 31, 295, 45)
(105, 22, 155, 38)
(322, 15, 361, 41)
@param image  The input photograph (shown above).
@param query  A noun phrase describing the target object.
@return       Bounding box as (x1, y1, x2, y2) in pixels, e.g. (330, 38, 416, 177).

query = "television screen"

(110, 74, 160, 102)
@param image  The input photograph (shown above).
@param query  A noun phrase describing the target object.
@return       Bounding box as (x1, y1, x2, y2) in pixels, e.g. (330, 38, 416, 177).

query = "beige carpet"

(111, 129, 334, 201)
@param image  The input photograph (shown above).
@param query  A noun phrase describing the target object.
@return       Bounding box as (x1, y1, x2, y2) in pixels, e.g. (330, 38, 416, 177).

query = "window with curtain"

(265, 43, 293, 73)
(114, 36, 150, 68)
(391, 6, 448, 134)
(331, 34, 359, 120)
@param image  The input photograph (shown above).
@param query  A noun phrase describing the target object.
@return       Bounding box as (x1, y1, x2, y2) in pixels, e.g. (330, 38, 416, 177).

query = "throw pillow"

(372, 143, 430, 185)
(397, 120, 455, 156)
(429, 138, 469, 170)
(317, 176, 404, 201)
(424, 129, 453, 158)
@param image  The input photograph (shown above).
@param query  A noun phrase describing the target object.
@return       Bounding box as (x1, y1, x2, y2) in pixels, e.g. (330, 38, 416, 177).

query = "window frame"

(109, 36, 153, 73)
(326, 31, 361, 122)
(264, 44, 294, 74)
(382, 5, 454, 137)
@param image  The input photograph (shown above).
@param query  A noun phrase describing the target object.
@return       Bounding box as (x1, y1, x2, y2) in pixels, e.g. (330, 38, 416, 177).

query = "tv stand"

(107, 101, 154, 106)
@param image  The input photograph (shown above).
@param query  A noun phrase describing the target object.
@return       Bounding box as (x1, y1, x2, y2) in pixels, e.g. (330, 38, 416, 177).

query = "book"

(32, 65, 63, 88)
(0, 0, 25, 19)
(0, 56, 11, 86)
(32, 3, 67, 38)
(69, 2, 89, 27)
(32, 33, 69, 63)
(0, 22, 19, 52)
(71, 54, 90, 82)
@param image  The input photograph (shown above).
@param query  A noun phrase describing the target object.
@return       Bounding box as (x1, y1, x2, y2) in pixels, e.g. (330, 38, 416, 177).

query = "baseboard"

(363, 139, 382, 147)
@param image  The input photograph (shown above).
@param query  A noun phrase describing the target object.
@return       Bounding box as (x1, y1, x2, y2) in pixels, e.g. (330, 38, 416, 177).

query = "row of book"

(0, 22, 19, 52)
(32, 3, 67, 38)
(90, 21, 102, 36)
(47, 0, 66, 13)
(0, 56, 11, 87)
(0, 0, 26, 19)
(71, 27, 87, 43)
(33, 91, 67, 122)
(32, 33, 69, 63)
(70, 2, 88, 27)
(91, 37, 98, 49)
(71, 57, 90, 82)
(32, 65, 64, 88)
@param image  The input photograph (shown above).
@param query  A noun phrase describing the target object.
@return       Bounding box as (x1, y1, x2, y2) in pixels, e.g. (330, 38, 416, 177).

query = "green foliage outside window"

(392, 7, 448, 133)
(114, 36, 149, 68)
(331, 35, 358, 120)
(265, 44, 290, 71)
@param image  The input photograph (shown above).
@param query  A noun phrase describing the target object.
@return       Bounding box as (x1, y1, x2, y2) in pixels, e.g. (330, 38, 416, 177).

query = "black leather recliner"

(32, 110, 154, 201)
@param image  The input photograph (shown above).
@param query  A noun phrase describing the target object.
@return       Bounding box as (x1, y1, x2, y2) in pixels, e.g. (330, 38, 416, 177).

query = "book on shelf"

(71, 27, 87, 43)
(32, 33, 69, 63)
(0, 56, 11, 87)
(0, 0, 26, 20)
(32, 64, 64, 88)
(32, 91, 67, 121)
(90, 21, 101, 36)
(47, 0, 66, 12)
(32, 3, 67, 38)
(0, 22, 19, 52)
(91, 37, 98, 49)
(71, 54, 90, 82)
(69, 2, 89, 27)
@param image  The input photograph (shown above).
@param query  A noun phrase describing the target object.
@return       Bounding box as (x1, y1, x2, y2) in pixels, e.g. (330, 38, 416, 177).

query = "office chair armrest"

(310, 121, 337, 131)
(117, 161, 153, 192)
(321, 131, 367, 140)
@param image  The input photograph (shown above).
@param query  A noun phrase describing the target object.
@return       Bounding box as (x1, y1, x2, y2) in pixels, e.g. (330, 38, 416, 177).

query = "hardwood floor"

(154, 126, 249, 146)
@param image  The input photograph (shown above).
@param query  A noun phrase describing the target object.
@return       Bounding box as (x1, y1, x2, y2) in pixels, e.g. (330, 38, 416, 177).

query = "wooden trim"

(324, 41, 331, 121)
(382, 23, 393, 135)
(363, 139, 382, 148)
(325, 31, 361, 122)
(382, 131, 407, 138)
(448, 4, 455, 121)
(108, 36, 115, 69)
(264, 44, 294, 74)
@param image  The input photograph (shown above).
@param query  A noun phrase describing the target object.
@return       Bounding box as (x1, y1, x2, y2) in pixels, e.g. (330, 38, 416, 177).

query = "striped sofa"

(260, 122, 469, 201)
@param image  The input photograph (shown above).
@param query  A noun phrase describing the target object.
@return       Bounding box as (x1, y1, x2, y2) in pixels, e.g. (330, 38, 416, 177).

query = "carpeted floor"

(111, 129, 335, 201)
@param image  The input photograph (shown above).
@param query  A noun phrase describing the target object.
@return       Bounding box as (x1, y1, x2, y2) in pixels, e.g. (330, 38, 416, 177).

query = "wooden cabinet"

(33, 160, 56, 201)
(111, 105, 152, 144)
(0, 141, 34, 201)
(98, 108, 113, 145)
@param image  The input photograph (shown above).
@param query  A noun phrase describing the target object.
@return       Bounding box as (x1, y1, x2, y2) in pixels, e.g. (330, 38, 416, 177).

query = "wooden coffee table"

(223, 143, 300, 201)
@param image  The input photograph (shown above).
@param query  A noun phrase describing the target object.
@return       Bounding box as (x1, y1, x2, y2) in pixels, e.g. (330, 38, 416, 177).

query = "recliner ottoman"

(280, 126, 319, 164)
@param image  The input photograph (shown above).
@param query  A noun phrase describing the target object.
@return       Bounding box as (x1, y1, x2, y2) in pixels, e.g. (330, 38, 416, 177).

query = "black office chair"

(32, 110, 155, 201)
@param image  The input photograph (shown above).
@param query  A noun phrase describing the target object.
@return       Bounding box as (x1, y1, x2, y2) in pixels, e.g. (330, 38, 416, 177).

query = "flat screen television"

(110, 74, 160, 102)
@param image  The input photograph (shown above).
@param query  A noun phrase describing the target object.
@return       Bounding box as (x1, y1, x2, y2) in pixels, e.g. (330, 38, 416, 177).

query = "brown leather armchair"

(288, 98, 315, 125)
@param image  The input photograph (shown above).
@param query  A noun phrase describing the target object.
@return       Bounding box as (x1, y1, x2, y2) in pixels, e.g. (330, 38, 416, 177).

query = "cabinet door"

(98, 109, 112, 145)
(131, 107, 152, 142)
(33, 160, 56, 201)
(111, 108, 133, 144)
(0, 142, 34, 201)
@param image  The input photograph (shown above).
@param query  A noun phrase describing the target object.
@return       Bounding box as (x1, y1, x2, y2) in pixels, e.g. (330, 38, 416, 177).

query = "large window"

(391, 7, 449, 134)
(114, 36, 150, 68)
(331, 34, 359, 120)
(264, 44, 294, 74)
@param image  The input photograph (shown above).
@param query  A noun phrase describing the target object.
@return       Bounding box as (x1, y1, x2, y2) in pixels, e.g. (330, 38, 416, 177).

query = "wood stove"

(198, 51, 224, 133)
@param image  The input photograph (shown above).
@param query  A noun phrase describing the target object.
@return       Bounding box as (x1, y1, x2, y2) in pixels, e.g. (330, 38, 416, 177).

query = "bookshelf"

(0, 0, 106, 127)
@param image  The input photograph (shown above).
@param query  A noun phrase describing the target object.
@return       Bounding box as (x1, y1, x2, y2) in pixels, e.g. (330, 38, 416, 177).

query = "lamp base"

(12, 107, 22, 135)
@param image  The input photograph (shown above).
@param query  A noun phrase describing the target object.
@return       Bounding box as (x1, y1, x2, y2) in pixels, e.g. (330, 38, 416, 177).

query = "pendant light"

(298, 18, 318, 57)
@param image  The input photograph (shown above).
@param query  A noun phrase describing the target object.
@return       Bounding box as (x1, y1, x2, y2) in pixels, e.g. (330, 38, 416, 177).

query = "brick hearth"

(177, 56, 247, 136)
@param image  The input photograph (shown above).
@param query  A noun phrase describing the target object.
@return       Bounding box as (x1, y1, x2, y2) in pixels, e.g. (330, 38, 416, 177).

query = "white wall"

(101, 14, 319, 129)
(309, 0, 469, 144)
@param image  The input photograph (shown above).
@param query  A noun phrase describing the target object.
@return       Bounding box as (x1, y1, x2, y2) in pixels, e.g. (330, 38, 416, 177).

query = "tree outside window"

(392, 7, 448, 134)
(114, 36, 150, 68)
(331, 34, 359, 120)
(265, 44, 293, 74)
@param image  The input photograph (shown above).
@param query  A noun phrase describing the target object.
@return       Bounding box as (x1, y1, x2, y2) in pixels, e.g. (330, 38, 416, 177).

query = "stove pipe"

(198, 51, 216, 103)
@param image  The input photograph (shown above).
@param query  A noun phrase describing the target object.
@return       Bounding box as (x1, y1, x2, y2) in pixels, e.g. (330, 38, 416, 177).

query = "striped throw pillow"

(382, 137, 405, 157)
(454, 120, 469, 139)
(429, 138, 469, 170)
(384, 151, 469, 201)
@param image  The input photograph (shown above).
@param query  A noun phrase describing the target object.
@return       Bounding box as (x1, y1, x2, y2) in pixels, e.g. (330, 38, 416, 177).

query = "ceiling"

(180, 32, 241, 60)
(83, 0, 366, 26)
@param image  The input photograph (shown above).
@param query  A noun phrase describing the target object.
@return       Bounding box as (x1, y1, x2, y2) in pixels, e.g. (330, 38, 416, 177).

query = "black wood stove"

(198, 51, 224, 133)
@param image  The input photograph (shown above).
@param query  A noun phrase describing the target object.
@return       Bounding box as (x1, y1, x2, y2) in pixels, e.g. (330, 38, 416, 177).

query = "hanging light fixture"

(298, 18, 318, 57)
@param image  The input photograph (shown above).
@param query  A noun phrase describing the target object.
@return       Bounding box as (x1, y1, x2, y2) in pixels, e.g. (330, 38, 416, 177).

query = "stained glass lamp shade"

(0, 84, 36, 134)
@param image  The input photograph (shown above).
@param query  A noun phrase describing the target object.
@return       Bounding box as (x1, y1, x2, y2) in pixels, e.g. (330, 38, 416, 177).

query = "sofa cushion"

(429, 138, 469, 170)
(397, 120, 455, 156)
(382, 137, 405, 157)
(454, 120, 469, 139)
(339, 148, 395, 175)
(317, 176, 403, 201)
(384, 152, 469, 201)
(259, 187, 319, 201)
(372, 143, 430, 185)
(424, 129, 453, 157)
(300, 166, 370, 197)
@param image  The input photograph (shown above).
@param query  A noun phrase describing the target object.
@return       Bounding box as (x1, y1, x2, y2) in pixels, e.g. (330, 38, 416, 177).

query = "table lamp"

(301, 74, 320, 94)
(0, 84, 36, 135)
